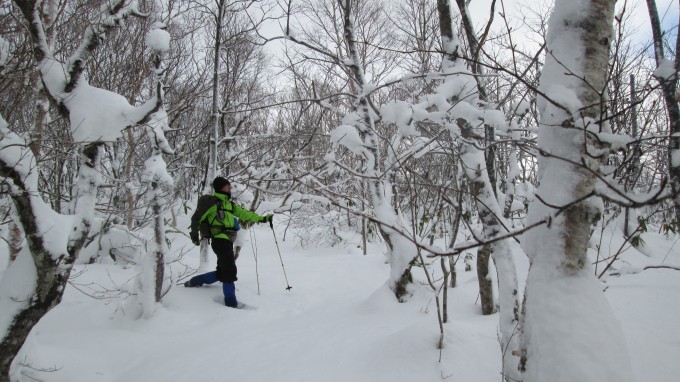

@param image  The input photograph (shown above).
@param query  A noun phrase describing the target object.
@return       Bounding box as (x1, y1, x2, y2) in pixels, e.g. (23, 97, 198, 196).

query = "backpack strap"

(203, 196, 222, 225)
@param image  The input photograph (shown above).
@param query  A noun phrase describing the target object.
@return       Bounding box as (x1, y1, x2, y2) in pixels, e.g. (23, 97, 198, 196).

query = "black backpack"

(196, 195, 221, 239)
(196, 195, 239, 239)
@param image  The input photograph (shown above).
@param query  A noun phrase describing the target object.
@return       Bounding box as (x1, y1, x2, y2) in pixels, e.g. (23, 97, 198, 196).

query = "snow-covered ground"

(0, 214, 678, 382)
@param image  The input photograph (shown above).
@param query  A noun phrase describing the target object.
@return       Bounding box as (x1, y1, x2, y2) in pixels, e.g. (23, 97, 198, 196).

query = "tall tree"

(339, 0, 418, 299)
(519, 0, 633, 380)
(0, 1, 161, 378)
(646, 0, 680, 230)
(195, 0, 272, 272)
(139, 23, 175, 316)
(196, 0, 229, 273)
(436, 1, 520, 378)
(280, 0, 420, 300)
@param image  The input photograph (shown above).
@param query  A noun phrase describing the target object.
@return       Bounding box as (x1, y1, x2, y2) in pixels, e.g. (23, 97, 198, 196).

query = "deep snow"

(0, 213, 678, 382)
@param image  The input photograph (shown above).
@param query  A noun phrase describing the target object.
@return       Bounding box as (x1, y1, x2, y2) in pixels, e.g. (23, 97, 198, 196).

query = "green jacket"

(190, 192, 265, 241)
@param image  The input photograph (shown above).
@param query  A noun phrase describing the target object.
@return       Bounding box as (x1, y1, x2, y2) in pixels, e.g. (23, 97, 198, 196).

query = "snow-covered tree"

(519, 0, 634, 380)
(335, 0, 419, 300)
(433, 2, 521, 379)
(193, 0, 275, 272)
(277, 0, 421, 300)
(0, 0, 162, 376)
(646, 0, 680, 230)
(135, 23, 175, 317)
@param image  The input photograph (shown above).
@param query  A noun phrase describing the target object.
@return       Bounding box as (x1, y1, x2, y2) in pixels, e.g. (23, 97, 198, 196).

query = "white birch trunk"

(520, 1, 633, 380)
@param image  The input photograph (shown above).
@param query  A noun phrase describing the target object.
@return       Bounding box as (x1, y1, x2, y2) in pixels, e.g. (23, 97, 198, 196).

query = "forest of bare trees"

(1, 0, 679, 381)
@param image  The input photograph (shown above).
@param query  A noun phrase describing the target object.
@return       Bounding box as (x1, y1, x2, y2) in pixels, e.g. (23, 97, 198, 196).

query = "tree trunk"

(8, 220, 22, 264)
(476, 244, 495, 314)
(520, 1, 633, 380)
(341, 0, 415, 300)
(152, 181, 165, 303)
(29, 86, 49, 159)
(440, 258, 449, 323)
(28, 0, 56, 160)
(624, 74, 641, 237)
(0, 150, 84, 380)
(459, 119, 520, 380)
(448, 161, 464, 287)
(144, 37, 174, 311)
(646, 0, 680, 229)
(125, 129, 138, 229)
(0, 272, 71, 381)
(455, 0, 498, 201)
(199, 0, 227, 273)
(361, 185, 368, 256)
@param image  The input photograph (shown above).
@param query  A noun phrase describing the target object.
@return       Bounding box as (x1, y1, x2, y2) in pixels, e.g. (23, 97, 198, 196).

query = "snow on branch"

(16, 0, 160, 145)
(144, 109, 175, 156)
(66, 83, 159, 143)
(607, 264, 680, 277)
(146, 23, 170, 53)
(0, 114, 78, 262)
(142, 153, 173, 189)
(0, 116, 37, 189)
(329, 124, 367, 157)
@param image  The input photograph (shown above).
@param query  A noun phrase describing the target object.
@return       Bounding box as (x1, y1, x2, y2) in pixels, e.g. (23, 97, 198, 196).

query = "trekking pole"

(270, 222, 292, 291)
(249, 228, 261, 295)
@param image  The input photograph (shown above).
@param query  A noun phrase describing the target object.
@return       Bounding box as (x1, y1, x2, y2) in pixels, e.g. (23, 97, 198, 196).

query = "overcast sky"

(255, 0, 679, 72)
(467, 0, 677, 46)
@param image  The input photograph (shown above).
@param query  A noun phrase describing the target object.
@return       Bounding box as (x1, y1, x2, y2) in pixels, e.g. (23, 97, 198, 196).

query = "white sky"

(251, 0, 679, 92)
(467, 0, 678, 46)
(257, 0, 678, 53)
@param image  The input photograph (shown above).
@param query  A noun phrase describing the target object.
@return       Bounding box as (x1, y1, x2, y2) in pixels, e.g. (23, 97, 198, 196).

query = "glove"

(261, 214, 273, 228)
(190, 233, 200, 246)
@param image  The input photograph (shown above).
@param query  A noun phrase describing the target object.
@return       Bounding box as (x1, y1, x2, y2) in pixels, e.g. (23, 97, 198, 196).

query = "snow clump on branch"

(653, 58, 676, 81)
(146, 23, 171, 53)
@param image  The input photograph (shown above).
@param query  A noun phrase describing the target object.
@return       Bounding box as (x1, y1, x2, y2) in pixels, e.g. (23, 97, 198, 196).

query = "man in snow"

(185, 176, 273, 307)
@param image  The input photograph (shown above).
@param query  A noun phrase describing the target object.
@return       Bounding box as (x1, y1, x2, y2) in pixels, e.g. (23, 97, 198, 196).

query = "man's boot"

(223, 282, 238, 308)
(184, 271, 218, 287)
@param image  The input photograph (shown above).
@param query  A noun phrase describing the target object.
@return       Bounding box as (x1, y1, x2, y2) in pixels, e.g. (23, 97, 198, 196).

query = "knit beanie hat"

(212, 176, 231, 191)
